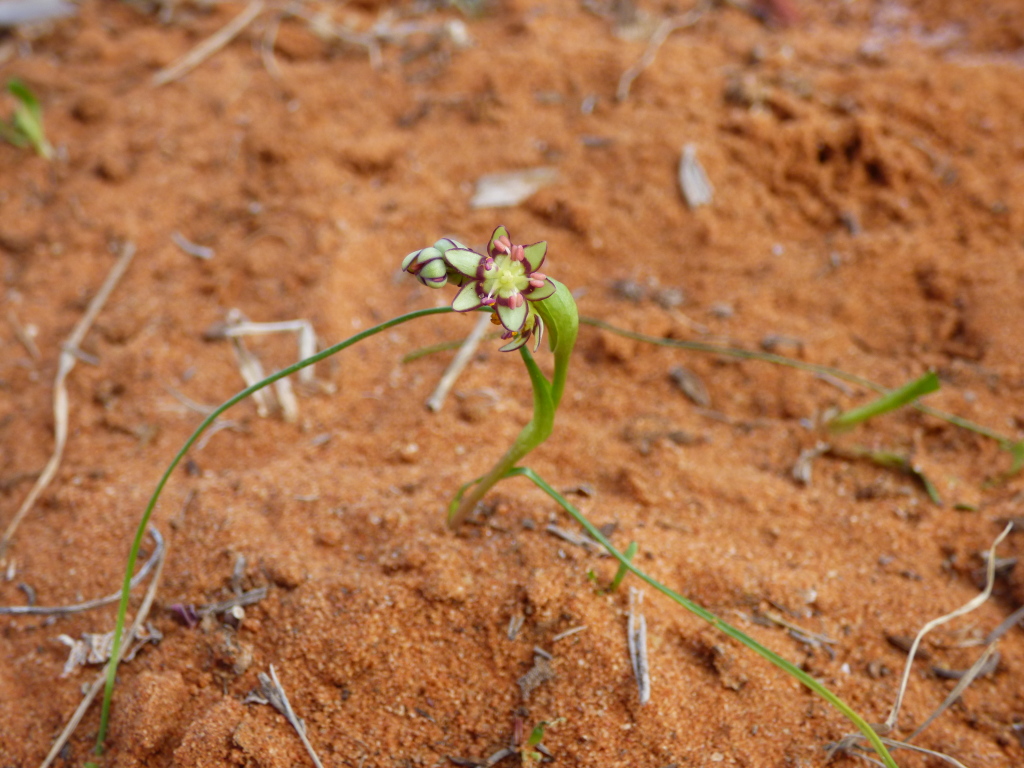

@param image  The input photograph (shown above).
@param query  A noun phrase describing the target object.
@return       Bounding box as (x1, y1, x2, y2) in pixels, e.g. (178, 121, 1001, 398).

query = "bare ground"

(3, 1, 1024, 766)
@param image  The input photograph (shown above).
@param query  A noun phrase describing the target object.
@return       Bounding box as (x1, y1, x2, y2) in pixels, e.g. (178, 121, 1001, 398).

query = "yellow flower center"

(485, 254, 528, 298)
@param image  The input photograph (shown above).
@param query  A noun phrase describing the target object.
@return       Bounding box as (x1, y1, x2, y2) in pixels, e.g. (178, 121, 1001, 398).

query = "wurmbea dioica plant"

(98, 226, 898, 768)
(403, 225, 577, 528)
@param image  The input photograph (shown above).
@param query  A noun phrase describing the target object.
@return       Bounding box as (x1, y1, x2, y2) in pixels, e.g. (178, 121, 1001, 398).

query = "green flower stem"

(510, 466, 900, 768)
(447, 347, 554, 527)
(534, 278, 578, 411)
(447, 280, 578, 528)
(96, 307, 452, 754)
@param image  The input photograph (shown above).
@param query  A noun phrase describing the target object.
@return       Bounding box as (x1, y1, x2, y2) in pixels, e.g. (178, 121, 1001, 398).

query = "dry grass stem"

(7, 308, 41, 360)
(195, 419, 244, 450)
(1, 242, 136, 558)
(985, 602, 1024, 643)
(545, 524, 606, 555)
(760, 608, 837, 646)
(847, 739, 970, 768)
(907, 643, 1000, 744)
(248, 665, 325, 768)
(426, 313, 491, 412)
(616, 3, 709, 101)
(171, 230, 215, 260)
(208, 312, 320, 421)
(164, 385, 218, 415)
(0, 528, 164, 616)
(552, 626, 587, 642)
(260, 12, 284, 81)
(284, 4, 381, 68)
(507, 613, 524, 641)
(880, 522, 1012, 734)
(215, 314, 319, 387)
(152, 0, 266, 87)
(831, 524, 1013, 763)
(38, 531, 166, 768)
(628, 587, 651, 705)
(199, 586, 269, 616)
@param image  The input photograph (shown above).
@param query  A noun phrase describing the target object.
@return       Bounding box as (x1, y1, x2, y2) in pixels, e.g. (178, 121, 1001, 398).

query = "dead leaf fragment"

(679, 144, 713, 209)
(470, 167, 558, 209)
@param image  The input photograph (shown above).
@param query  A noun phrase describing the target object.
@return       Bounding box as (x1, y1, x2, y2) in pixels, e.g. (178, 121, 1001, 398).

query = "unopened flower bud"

(433, 238, 466, 254)
(402, 246, 441, 272)
(418, 257, 448, 287)
(402, 246, 450, 288)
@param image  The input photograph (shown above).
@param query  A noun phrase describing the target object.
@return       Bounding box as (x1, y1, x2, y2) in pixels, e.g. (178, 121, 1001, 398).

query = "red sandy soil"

(3, 1, 1024, 766)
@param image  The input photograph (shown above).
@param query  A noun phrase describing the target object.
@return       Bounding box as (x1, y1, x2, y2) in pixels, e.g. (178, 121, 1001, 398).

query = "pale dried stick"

(628, 586, 651, 704)
(985, 602, 1024, 644)
(153, 0, 266, 87)
(7, 308, 41, 360)
(260, 10, 284, 82)
(283, 4, 381, 69)
(0, 528, 163, 616)
(850, 739, 969, 768)
(249, 665, 325, 768)
(905, 643, 1000, 745)
(546, 523, 605, 555)
(552, 625, 587, 642)
(38, 533, 166, 768)
(616, 3, 709, 102)
(213, 316, 319, 387)
(1, 243, 137, 557)
(879, 522, 1012, 735)
(426, 313, 491, 412)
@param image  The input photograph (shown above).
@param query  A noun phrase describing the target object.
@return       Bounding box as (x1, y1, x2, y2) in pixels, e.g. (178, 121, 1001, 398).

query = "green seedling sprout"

(581, 318, 1024, 478)
(609, 540, 637, 592)
(522, 717, 563, 765)
(1, 79, 53, 159)
(827, 371, 940, 433)
(98, 228, 900, 767)
(826, 371, 943, 503)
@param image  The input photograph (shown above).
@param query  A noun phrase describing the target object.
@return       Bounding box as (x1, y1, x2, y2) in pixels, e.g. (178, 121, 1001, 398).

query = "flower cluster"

(402, 226, 556, 352)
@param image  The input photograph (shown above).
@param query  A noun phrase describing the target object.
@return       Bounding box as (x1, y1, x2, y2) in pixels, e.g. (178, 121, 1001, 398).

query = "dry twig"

(247, 665, 325, 768)
(0, 528, 164, 616)
(7, 308, 41, 360)
(628, 587, 651, 704)
(545, 524, 606, 555)
(829, 523, 1013, 764)
(38, 531, 166, 768)
(617, 3, 710, 102)
(880, 523, 1012, 734)
(426, 313, 491, 412)
(1, 243, 137, 557)
(153, 0, 267, 87)
(206, 311, 321, 422)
